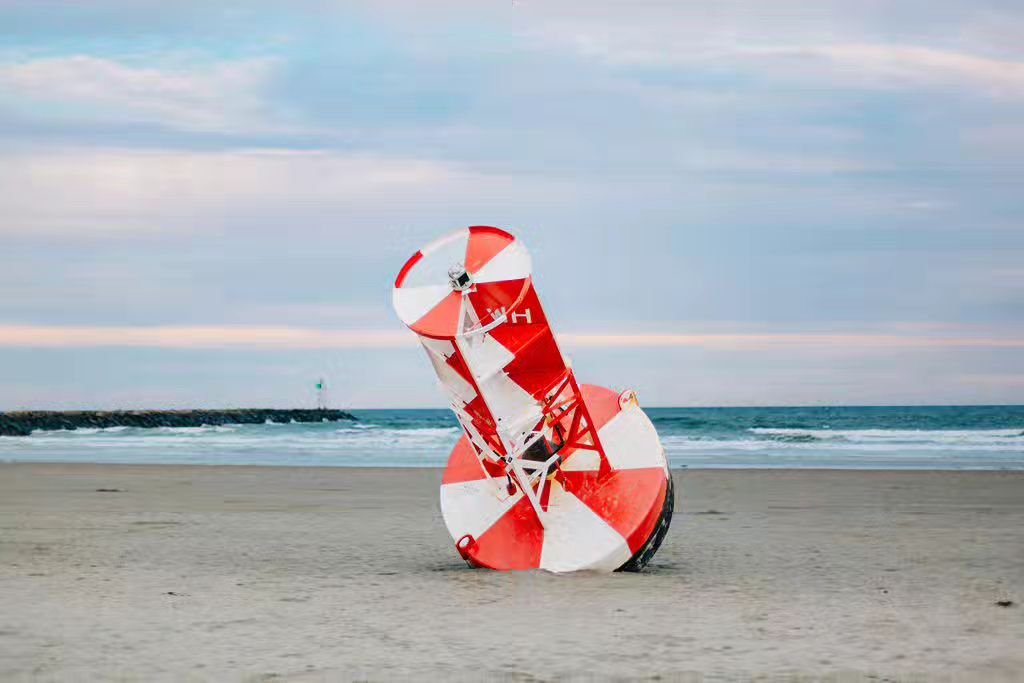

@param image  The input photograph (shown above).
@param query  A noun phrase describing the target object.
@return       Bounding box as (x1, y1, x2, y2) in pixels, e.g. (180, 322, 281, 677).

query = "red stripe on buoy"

(445, 346, 475, 386)
(484, 283, 564, 399)
(441, 437, 484, 485)
(442, 436, 505, 485)
(552, 384, 622, 467)
(562, 467, 668, 554)
(413, 290, 462, 338)
(394, 250, 423, 288)
(468, 495, 544, 570)
(579, 384, 622, 432)
(465, 226, 515, 273)
(466, 279, 530, 324)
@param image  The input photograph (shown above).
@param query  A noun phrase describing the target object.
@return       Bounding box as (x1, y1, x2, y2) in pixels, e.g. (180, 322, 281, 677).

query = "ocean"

(2, 405, 1023, 470)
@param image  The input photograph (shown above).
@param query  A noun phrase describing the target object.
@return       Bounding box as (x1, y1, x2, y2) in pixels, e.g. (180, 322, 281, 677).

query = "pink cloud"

(2, 325, 1022, 350)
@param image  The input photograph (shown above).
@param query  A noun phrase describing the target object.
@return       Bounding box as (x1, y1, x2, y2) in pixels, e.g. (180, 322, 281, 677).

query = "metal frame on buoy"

(393, 226, 674, 572)
(444, 350, 609, 529)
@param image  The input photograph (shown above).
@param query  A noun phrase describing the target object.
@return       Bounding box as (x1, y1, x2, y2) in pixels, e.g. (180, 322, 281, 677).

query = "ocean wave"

(761, 433, 821, 443)
(649, 416, 712, 429)
(749, 427, 1024, 444)
(2, 423, 462, 454)
(153, 425, 239, 434)
(22, 425, 133, 435)
(333, 426, 458, 436)
(662, 429, 1024, 452)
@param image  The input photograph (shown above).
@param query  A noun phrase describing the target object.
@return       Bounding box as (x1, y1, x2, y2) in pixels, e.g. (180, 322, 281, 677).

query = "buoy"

(392, 226, 674, 572)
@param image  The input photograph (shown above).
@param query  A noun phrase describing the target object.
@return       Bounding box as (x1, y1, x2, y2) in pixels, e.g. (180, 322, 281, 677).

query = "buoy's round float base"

(439, 384, 674, 572)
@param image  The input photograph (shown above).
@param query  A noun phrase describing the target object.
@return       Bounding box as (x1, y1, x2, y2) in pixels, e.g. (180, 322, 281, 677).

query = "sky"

(1, 0, 1022, 409)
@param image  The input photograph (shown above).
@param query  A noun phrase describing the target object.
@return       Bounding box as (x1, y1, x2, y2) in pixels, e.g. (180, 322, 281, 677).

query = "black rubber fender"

(616, 470, 675, 572)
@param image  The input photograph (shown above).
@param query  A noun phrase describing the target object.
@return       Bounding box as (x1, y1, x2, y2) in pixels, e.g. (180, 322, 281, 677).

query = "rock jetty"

(0, 409, 356, 437)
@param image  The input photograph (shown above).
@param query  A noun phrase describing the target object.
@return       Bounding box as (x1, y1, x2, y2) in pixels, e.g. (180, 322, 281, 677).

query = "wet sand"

(0, 464, 1022, 681)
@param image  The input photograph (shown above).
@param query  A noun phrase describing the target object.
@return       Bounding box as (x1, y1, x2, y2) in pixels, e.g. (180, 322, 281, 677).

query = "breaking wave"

(746, 427, 1024, 449)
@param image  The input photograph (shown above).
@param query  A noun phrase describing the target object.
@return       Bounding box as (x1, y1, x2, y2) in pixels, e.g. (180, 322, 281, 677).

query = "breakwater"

(0, 409, 356, 437)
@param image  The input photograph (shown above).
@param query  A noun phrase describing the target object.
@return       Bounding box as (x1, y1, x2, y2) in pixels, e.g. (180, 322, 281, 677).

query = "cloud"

(535, 16, 1024, 99)
(0, 325, 414, 349)
(3, 324, 1022, 351)
(747, 44, 1024, 97)
(559, 332, 1024, 350)
(0, 55, 287, 133)
(0, 146, 506, 236)
(957, 373, 1024, 387)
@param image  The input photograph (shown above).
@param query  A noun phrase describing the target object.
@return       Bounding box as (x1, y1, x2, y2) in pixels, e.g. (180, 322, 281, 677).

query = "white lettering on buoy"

(511, 309, 533, 324)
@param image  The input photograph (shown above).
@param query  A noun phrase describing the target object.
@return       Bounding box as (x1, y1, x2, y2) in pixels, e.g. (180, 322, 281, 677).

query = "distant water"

(1, 406, 1023, 470)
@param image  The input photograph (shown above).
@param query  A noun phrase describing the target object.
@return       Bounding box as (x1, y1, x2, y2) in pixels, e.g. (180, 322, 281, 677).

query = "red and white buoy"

(393, 226, 673, 572)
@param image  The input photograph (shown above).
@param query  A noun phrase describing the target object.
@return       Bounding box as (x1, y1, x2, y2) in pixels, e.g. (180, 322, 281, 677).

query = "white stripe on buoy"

(472, 240, 531, 283)
(457, 333, 539, 432)
(457, 331, 514, 382)
(392, 284, 451, 327)
(419, 336, 455, 359)
(440, 477, 522, 541)
(539, 482, 632, 573)
(597, 405, 667, 471)
(423, 340, 477, 405)
(559, 449, 601, 471)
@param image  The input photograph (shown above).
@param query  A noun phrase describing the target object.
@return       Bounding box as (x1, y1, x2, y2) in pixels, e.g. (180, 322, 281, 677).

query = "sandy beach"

(0, 464, 1021, 681)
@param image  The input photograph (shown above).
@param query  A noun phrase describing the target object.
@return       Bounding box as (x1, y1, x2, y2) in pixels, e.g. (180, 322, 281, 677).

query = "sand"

(0, 464, 1021, 681)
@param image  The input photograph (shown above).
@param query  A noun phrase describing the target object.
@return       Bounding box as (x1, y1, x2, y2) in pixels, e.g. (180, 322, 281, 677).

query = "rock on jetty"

(0, 409, 356, 437)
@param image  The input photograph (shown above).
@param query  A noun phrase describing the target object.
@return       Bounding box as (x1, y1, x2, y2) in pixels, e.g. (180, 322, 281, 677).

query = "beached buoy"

(393, 226, 673, 572)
